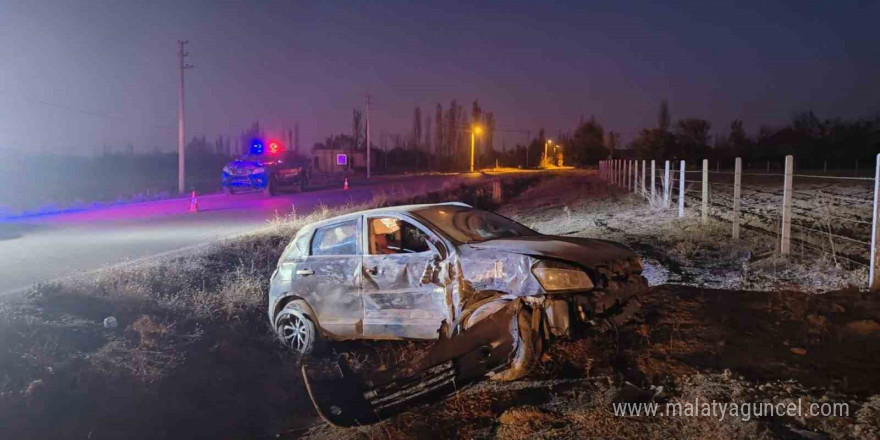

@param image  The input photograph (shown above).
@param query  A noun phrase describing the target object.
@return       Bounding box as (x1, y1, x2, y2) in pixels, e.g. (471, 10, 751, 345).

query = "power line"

(0, 89, 175, 130)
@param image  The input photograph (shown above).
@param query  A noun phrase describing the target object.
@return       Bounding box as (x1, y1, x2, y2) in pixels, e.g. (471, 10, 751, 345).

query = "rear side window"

(281, 231, 312, 261)
(311, 220, 359, 256)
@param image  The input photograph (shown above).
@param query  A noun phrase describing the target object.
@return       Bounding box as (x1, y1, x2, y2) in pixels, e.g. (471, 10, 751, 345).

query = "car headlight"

(251, 167, 266, 174)
(222, 165, 231, 174)
(532, 260, 594, 292)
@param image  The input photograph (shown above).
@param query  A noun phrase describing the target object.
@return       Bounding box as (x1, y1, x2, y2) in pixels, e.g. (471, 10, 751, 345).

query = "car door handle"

(367, 266, 379, 276)
(296, 269, 314, 276)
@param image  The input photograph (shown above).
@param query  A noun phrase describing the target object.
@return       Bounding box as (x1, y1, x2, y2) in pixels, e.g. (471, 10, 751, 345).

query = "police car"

(221, 140, 310, 195)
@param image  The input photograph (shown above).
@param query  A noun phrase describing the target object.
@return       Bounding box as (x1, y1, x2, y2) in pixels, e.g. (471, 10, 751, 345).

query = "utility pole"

(366, 95, 372, 179)
(294, 122, 300, 155)
(177, 40, 193, 194)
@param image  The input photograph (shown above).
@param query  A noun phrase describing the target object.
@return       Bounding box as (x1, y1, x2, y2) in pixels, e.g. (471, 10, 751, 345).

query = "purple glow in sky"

(1, 0, 878, 154)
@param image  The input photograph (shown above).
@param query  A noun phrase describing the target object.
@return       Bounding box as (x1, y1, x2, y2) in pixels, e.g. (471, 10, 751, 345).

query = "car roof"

(301, 202, 472, 232)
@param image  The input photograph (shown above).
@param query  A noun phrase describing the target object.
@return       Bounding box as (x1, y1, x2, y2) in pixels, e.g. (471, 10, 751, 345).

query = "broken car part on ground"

(266, 202, 648, 425)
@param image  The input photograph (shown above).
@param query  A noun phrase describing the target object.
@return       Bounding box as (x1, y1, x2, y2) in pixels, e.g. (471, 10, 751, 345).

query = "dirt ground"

(2, 170, 879, 439)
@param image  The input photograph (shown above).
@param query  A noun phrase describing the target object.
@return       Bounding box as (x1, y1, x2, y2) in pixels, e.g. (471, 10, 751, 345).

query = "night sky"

(1, 0, 878, 155)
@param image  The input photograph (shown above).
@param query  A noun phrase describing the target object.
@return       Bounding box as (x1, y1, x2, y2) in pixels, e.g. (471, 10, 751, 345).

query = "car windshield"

(413, 205, 537, 243)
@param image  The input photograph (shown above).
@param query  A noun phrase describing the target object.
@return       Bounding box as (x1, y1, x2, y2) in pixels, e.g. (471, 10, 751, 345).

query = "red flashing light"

(268, 142, 280, 154)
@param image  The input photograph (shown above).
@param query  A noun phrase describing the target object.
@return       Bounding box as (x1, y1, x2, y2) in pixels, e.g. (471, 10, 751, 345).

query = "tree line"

(314, 100, 498, 172)
(627, 101, 880, 168)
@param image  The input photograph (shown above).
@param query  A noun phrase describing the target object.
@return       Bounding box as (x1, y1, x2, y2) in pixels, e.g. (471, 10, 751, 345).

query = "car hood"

(463, 235, 636, 269)
(226, 160, 261, 170)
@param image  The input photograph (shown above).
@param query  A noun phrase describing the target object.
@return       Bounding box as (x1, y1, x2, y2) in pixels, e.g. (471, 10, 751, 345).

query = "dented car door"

(297, 218, 363, 338)
(362, 215, 448, 339)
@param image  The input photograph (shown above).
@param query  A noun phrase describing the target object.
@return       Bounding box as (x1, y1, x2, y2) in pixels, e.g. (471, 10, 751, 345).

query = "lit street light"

(544, 139, 553, 165)
(470, 125, 483, 173)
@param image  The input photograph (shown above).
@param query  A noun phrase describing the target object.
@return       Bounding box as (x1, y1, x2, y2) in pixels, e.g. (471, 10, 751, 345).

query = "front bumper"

(222, 172, 268, 189)
(537, 272, 648, 338)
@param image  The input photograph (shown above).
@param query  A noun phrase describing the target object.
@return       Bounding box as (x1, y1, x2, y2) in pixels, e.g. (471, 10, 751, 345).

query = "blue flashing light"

(250, 139, 265, 155)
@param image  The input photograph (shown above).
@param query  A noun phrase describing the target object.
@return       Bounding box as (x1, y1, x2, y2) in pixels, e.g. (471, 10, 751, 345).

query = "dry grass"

(0, 174, 542, 440)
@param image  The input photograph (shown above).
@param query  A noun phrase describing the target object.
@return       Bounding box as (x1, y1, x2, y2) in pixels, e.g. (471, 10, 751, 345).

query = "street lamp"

(544, 139, 553, 164)
(470, 125, 483, 173)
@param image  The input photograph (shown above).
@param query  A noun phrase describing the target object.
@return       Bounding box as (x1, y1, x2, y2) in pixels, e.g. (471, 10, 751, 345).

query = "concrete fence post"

(641, 160, 647, 197)
(663, 160, 671, 208)
(701, 159, 709, 224)
(630, 160, 634, 191)
(823, 160, 828, 175)
(632, 160, 638, 193)
(781, 155, 794, 255)
(616, 160, 620, 186)
(870, 154, 880, 290)
(651, 160, 656, 202)
(620, 160, 624, 188)
(678, 160, 685, 217)
(627, 160, 631, 190)
(733, 157, 742, 239)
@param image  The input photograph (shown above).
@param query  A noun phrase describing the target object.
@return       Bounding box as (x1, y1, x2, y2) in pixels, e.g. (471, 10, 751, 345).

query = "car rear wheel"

(223, 186, 236, 195)
(275, 304, 317, 356)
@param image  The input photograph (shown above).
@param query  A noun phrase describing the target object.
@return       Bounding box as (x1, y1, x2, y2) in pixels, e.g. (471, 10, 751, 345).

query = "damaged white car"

(269, 202, 645, 361)
(268, 202, 647, 425)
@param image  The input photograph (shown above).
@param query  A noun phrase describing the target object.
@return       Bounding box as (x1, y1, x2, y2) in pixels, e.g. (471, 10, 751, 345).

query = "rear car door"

(294, 218, 363, 338)
(361, 215, 448, 339)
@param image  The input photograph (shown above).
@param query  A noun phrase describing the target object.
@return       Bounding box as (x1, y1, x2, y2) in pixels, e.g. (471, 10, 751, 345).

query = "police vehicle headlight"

(222, 165, 231, 174)
(532, 260, 594, 292)
(251, 167, 266, 175)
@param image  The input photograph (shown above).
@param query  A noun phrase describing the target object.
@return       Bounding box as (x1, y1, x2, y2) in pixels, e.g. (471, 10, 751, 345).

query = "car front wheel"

(275, 304, 317, 356)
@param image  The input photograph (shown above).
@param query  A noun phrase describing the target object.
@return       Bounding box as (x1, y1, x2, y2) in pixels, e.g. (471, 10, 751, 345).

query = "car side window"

(369, 217, 431, 255)
(311, 220, 359, 256)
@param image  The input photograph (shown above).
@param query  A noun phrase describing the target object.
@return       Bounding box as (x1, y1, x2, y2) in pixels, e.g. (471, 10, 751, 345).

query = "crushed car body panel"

(302, 298, 525, 427)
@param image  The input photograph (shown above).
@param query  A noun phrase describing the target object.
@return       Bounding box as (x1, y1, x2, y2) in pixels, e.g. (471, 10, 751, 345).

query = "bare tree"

(471, 100, 482, 128)
(658, 100, 671, 132)
(446, 100, 458, 157)
(435, 103, 445, 157)
(352, 109, 363, 149)
(424, 116, 432, 153)
(412, 106, 422, 150)
(484, 112, 495, 153)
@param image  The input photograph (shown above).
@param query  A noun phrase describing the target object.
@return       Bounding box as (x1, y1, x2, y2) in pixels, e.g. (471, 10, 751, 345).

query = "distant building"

(312, 148, 367, 173)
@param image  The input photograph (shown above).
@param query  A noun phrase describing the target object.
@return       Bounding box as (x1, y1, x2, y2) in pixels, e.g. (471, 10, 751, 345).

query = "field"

(619, 163, 876, 283)
(1, 170, 879, 439)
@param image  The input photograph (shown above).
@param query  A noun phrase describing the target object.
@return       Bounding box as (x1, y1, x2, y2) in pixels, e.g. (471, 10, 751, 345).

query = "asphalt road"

(0, 173, 495, 295)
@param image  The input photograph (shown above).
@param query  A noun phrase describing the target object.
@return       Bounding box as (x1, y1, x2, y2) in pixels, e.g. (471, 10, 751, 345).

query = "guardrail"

(599, 155, 880, 291)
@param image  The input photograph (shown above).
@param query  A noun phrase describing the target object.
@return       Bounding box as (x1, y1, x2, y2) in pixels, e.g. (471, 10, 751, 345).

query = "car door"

(361, 214, 448, 340)
(294, 218, 363, 338)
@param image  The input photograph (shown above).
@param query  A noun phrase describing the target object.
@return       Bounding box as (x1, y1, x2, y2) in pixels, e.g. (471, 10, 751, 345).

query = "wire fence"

(599, 156, 880, 290)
